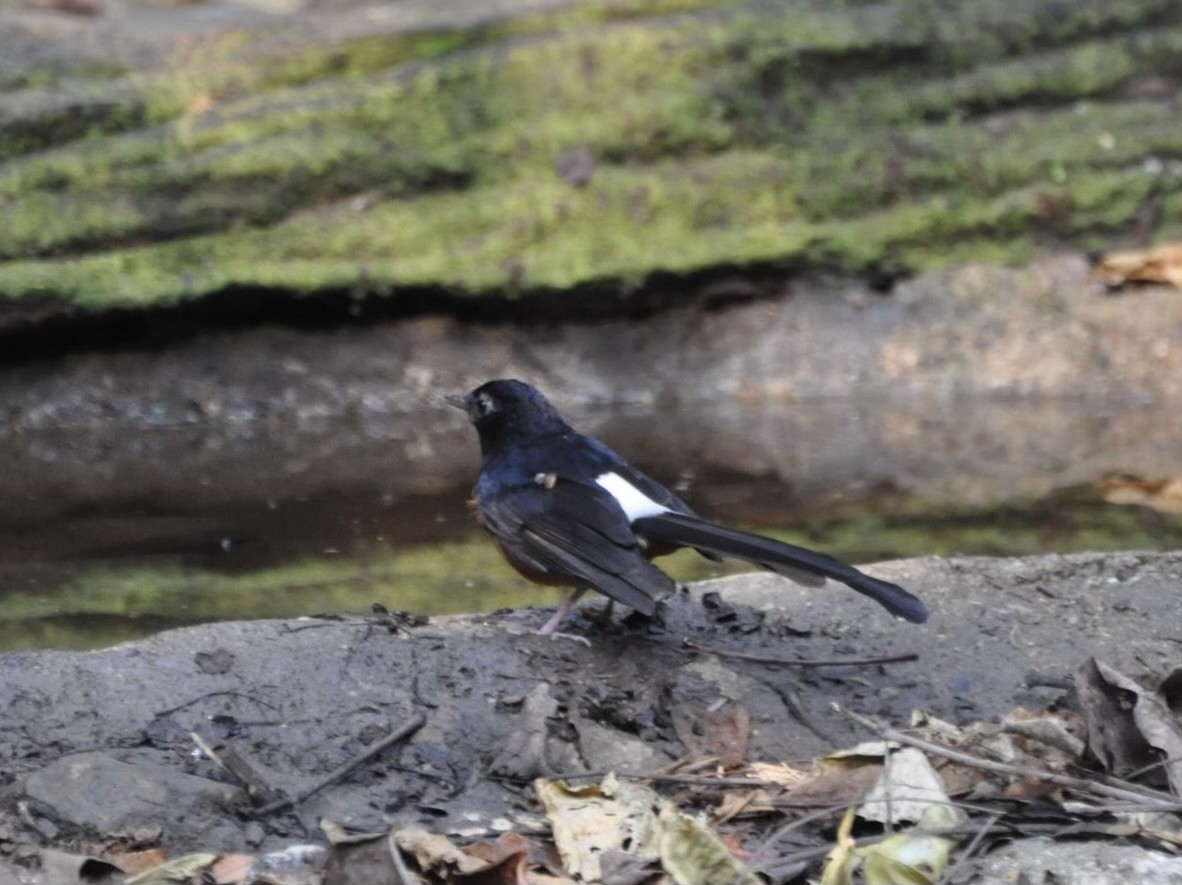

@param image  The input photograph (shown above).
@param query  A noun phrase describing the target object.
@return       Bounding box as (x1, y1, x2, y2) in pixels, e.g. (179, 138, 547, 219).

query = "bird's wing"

(479, 479, 676, 616)
(579, 436, 698, 516)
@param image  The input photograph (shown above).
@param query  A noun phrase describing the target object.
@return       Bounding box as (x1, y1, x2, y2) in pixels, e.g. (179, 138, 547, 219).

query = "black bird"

(448, 379, 928, 634)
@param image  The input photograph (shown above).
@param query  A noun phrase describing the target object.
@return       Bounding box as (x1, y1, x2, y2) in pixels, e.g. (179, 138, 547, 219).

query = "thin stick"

(524, 768, 795, 790)
(834, 705, 1178, 810)
(938, 811, 1003, 885)
(684, 640, 918, 667)
(745, 802, 852, 867)
(190, 732, 226, 771)
(256, 713, 426, 816)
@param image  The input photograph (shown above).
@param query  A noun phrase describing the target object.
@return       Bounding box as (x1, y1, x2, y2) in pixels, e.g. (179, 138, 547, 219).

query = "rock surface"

(961, 838, 1182, 885)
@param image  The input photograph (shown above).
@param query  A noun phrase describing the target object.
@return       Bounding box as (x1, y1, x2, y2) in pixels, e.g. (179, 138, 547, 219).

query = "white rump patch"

(595, 472, 670, 521)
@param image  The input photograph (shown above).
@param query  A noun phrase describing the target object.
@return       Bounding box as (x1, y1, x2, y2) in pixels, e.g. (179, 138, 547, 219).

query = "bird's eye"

(475, 393, 496, 417)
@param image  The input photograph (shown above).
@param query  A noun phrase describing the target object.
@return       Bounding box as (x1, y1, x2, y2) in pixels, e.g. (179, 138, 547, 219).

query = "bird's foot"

(534, 629, 592, 647)
(535, 588, 587, 637)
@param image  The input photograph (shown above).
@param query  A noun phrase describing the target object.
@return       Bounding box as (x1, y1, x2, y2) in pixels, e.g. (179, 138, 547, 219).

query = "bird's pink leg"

(536, 587, 587, 636)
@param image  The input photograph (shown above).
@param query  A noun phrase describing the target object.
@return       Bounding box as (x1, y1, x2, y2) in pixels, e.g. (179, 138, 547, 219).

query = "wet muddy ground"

(2, 550, 1179, 859)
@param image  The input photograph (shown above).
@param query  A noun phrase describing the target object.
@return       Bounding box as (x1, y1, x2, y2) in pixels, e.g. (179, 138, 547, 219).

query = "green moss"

(4, 145, 1179, 305)
(3, 0, 1182, 307)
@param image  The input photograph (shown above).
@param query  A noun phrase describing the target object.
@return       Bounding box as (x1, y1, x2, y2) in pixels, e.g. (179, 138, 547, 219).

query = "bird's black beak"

(445, 393, 469, 412)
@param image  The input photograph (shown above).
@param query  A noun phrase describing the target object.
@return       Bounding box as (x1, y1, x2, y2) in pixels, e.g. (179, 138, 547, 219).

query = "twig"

(157, 689, 280, 718)
(520, 768, 795, 790)
(256, 713, 427, 816)
(745, 803, 852, 867)
(771, 821, 1030, 871)
(189, 731, 226, 770)
(1116, 754, 1182, 784)
(388, 832, 423, 885)
(683, 640, 918, 667)
(834, 705, 1179, 810)
(762, 676, 833, 743)
(938, 811, 1003, 885)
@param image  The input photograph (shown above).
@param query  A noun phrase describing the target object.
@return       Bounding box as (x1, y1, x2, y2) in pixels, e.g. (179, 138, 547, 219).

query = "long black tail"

(633, 512, 929, 623)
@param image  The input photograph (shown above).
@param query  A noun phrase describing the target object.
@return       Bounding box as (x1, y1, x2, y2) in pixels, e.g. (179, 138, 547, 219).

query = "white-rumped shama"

(449, 379, 929, 634)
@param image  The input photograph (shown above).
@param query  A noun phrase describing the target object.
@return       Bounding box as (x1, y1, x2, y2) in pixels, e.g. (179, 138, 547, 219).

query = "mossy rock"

(2, 0, 1181, 312)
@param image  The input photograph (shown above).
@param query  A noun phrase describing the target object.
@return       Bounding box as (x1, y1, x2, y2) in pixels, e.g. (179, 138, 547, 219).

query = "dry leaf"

(208, 854, 255, 885)
(38, 851, 122, 885)
(535, 775, 760, 885)
(102, 847, 169, 877)
(821, 806, 953, 885)
(655, 802, 761, 885)
(671, 705, 751, 769)
(452, 850, 529, 885)
(242, 844, 325, 884)
(779, 757, 884, 808)
(1099, 474, 1182, 514)
(456, 832, 562, 885)
(745, 761, 808, 786)
(1091, 241, 1182, 290)
(126, 854, 217, 883)
(534, 775, 661, 883)
(321, 833, 399, 885)
(1001, 709, 1084, 759)
(394, 828, 487, 877)
(712, 788, 777, 825)
(1077, 658, 1182, 795)
(858, 748, 962, 827)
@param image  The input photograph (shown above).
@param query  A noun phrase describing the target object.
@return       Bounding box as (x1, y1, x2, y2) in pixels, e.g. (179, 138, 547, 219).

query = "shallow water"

(1, 395, 1179, 651)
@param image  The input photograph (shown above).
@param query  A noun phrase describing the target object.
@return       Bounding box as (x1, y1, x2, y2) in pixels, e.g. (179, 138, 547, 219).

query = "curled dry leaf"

(125, 853, 217, 884)
(1091, 241, 1182, 290)
(394, 828, 488, 878)
(1099, 474, 1182, 514)
(1076, 658, 1182, 796)
(534, 775, 760, 885)
(858, 747, 963, 827)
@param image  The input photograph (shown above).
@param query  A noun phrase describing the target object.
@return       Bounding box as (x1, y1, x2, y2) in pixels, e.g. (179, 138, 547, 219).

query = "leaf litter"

(4, 655, 1179, 884)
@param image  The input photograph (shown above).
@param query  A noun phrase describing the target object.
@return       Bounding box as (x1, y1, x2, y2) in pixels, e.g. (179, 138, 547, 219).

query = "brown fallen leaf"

(1076, 658, 1182, 795)
(1091, 241, 1182, 290)
(1099, 473, 1182, 514)
(774, 758, 883, 809)
(208, 854, 255, 885)
(38, 851, 123, 885)
(712, 788, 777, 825)
(394, 827, 488, 878)
(100, 846, 169, 877)
(744, 761, 809, 786)
(1003, 774, 1064, 802)
(458, 832, 570, 885)
(671, 704, 751, 770)
(321, 833, 398, 885)
(452, 849, 529, 885)
(125, 853, 217, 883)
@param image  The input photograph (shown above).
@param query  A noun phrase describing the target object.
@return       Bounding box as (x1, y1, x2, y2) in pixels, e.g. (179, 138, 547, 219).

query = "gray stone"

(23, 751, 241, 835)
(960, 838, 1182, 885)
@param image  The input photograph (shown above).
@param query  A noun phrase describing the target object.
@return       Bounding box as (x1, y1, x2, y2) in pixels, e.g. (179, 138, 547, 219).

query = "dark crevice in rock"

(0, 261, 856, 368)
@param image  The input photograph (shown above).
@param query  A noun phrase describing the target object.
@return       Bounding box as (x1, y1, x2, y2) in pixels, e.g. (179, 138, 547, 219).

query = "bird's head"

(446, 379, 569, 448)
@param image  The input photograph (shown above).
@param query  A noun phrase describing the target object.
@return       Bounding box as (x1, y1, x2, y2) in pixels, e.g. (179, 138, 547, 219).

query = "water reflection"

(1, 395, 1179, 650)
